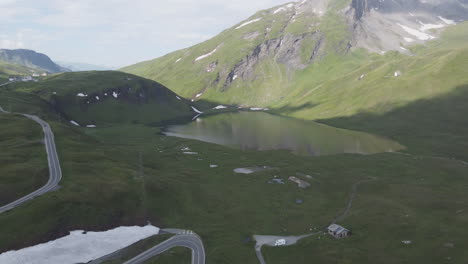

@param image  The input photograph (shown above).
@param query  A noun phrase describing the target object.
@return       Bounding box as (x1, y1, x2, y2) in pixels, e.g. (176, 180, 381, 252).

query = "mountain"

(0, 49, 69, 74)
(57, 61, 115, 72)
(7, 71, 195, 125)
(122, 0, 468, 120)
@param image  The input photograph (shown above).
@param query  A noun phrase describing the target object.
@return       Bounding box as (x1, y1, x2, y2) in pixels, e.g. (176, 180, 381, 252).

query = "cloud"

(1, 0, 293, 66)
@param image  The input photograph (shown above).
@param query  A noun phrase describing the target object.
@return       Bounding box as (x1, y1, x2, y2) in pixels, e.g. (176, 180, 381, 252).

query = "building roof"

(328, 224, 349, 234)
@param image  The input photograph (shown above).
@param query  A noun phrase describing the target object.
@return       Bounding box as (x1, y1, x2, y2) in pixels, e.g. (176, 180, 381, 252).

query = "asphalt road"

(0, 106, 62, 214)
(0, 81, 12, 87)
(123, 229, 205, 264)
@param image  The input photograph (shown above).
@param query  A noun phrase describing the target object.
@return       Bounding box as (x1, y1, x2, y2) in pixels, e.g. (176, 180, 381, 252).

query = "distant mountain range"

(57, 61, 116, 72)
(122, 0, 468, 121)
(0, 49, 69, 74)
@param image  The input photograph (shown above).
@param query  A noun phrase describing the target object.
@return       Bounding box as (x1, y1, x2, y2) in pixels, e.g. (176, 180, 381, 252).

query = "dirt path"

(331, 177, 376, 225)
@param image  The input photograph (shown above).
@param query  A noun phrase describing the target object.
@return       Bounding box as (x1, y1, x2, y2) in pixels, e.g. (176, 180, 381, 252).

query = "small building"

(22, 76, 33, 82)
(327, 224, 350, 239)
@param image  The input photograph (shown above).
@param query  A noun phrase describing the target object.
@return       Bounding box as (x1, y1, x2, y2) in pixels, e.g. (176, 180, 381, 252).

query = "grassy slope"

(0, 6, 467, 264)
(122, 3, 468, 122)
(0, 81, 467, 264)
(274, 22, 468, 120)
(0, 60, 33, 77)
(0, 114, 48, 205)
(121, 2, 337, 101)
(5, 71, 194, 125)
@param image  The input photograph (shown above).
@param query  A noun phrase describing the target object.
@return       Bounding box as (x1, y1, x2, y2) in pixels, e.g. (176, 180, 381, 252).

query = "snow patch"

(234, 168, 255, 174)
(191, 106, 203, 114)
(404, 37, 415, 43)
(95, 96, 100, 100)
(77, 93, 87, 97)
(438, 16, 455, 25)
(235, 18, 262, 30)
(183, 152, 199, 155)
(195, 48, 218, 61)
(175, 58, 182, 63)
(196, 93, 203, 98)
(112, 91, 119, 98)
(398, 24, 434, 40)
(176, 96, 181, 100)
(210, 165, 219, 168)
(0, 226, 160, 264)
(70, 120, 80, 127)
(233, 74, 238, 81)
(213, 105, 227, 110)
(250, 107, 264, 111)
(419, 21, 445, 31)
(86, 125, 97, 128)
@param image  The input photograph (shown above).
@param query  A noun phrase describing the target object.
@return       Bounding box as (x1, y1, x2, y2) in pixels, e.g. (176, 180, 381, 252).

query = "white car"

(274, 239, 286, 246)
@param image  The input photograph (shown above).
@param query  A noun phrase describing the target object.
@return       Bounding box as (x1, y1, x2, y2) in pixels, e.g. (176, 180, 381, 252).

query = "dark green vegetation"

(4, 71, 195, 125)
(1, 3, 468, 264)
(1, 76, 468, 263)
(0, 114, 48, 205)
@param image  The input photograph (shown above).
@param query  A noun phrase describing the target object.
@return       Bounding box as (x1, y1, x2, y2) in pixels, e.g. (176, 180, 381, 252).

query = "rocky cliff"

(0, 49, 69, 74)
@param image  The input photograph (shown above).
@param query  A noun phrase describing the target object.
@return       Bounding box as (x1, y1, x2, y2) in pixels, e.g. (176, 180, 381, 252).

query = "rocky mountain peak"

(0, 49, 69, 73)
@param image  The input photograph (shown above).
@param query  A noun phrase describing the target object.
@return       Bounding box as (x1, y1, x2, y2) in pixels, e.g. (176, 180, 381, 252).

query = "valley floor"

(1, 84, 468, 264)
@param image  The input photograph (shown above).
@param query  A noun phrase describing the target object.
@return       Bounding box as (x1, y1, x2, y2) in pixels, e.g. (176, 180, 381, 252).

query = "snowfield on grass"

(398, 24, 434, 40)
(235, 18, 262, 29)
(195, 48, 218, 61)
(213, 105, 227, 110)
(419, 22, 445, 31)
(234, 168, 255, 174)
(273, 3, 294, 14)
(438, 16, 456, 25)
(191, 106, 203, 114)
(0, 225, 160, 264)
(70, 120, 80, 126)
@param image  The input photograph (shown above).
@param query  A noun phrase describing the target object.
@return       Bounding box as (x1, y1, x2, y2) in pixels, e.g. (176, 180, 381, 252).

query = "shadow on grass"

(317, 84, 468, 159)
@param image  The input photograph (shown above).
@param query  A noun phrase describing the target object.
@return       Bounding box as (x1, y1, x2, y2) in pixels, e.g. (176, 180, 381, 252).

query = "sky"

(0, 0, 293, 68)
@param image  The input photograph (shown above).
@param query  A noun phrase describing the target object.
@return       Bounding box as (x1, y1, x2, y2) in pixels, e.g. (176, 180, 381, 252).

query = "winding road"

(0, 105, 62, 214)
(123, 229, 205, 264)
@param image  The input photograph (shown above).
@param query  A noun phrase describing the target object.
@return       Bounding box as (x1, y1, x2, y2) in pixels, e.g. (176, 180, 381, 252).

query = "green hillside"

(0, 60, 34, 78)
(122, 2, 468, 122)
(4, 71, 195, 126)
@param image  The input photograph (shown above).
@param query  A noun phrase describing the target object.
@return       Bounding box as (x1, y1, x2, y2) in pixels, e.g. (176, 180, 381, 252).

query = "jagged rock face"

(348, 0, 468, 54)
(122, 0, 468, 101)
(352, 0, 468, 20)
(223, 31, 324, 90)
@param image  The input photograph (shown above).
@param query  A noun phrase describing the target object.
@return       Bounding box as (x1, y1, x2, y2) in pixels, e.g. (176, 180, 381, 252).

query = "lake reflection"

(164, 112, 404, 156)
